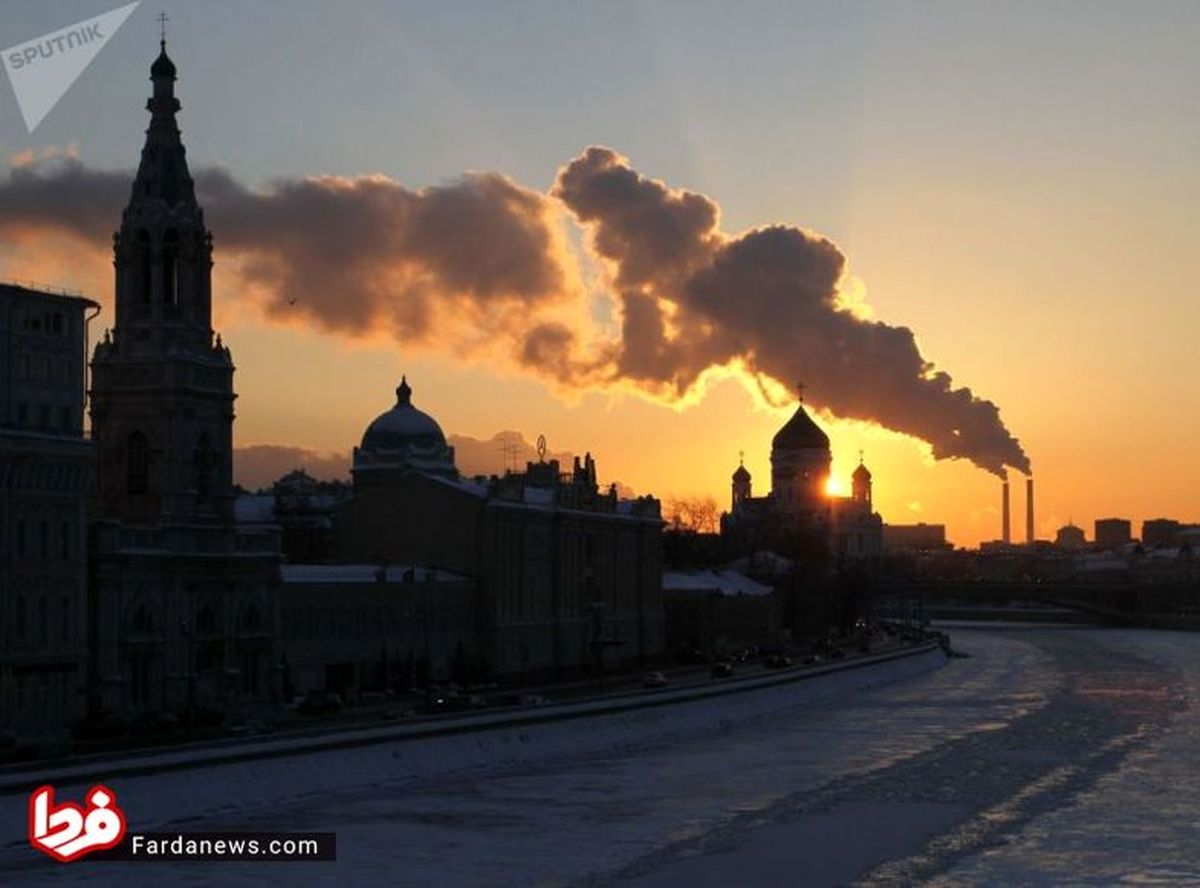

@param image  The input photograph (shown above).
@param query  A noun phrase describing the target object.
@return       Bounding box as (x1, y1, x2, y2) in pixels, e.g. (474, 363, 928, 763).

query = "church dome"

(360, 377, 447, 452)
(151, 42, 176, 79)
(732, 464, 751, 482)
(853, 462, 872, 481)
(772, 403, 829, 451)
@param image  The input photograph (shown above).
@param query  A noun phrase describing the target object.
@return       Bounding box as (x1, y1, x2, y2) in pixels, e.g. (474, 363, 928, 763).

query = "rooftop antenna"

(536, 434, 548, 463)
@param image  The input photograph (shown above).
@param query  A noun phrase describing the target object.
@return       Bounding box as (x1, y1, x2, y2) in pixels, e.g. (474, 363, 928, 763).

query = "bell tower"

(90, 39, 235, 526)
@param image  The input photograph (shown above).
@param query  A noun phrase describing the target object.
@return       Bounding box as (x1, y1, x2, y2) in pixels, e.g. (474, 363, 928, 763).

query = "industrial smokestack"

(1026, 477, 1035, 545)
(1002, 480, 1011, 544)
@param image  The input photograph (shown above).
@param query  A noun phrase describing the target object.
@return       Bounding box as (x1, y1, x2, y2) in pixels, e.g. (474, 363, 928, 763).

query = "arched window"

(163, 229, 179, 305)
(194, 433, 213, 501)
(131, 603, 154, 634)
(196, 604, 217, 635)
(137, 230, 152, 304)
(242, 603, 262, 633)
(127, 431, 149, 495)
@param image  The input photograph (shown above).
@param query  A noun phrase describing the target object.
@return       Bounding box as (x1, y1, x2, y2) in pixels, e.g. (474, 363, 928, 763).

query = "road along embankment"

(0, 642, 945, 848)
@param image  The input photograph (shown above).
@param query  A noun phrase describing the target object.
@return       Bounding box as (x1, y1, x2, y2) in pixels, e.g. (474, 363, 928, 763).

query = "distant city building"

(722, 397, 882, 562)
(254, 470, 351, 564)
(1094, 518, 1133, 549)
(0, 283, 98, 745)
(1139, 518, 1200, 549)
(882, 523, 949, 552)
(87, 43, 282, 721)
(1054, 524, 1087, 549)
(336, 377, 665, 678)
(662, 570, 780, 655)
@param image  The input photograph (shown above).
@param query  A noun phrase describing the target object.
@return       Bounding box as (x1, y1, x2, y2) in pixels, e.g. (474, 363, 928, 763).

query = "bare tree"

(665, 495, 721, 534)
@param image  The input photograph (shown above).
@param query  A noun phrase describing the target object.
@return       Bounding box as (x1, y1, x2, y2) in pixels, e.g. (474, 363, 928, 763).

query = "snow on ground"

(9, 631, 1057, 885)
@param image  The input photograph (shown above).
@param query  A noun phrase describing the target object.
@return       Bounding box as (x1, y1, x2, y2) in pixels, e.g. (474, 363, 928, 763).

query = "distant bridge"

(874, 579, 1199, 626)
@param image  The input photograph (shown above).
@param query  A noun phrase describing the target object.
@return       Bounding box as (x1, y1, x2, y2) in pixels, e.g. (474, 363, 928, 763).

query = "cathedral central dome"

(360, 376, 447, 452)
(772, 403, 830, 451)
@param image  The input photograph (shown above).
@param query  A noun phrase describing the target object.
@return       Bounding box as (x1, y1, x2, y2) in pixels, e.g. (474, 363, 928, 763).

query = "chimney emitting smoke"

(1026, 477, 1035, 545)
(1002, 480, 1011, 544)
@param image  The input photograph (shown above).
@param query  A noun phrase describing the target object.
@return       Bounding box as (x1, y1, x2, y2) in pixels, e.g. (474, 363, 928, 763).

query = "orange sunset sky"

(1, 2, 1197, 547)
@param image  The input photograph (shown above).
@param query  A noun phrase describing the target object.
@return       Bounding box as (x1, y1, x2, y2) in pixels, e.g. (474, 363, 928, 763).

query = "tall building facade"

(0, 284, 98, 745)
(88, 42, 281, 720)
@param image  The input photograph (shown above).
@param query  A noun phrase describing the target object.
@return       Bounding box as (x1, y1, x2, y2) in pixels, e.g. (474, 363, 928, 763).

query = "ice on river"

(14, 627, 1199, 886)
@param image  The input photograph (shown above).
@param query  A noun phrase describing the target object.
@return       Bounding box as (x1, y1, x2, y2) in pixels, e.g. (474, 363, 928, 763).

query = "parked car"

(765, 654, 793, 669)
(711, 661, 735, 679)
(642, 671, 670, 688)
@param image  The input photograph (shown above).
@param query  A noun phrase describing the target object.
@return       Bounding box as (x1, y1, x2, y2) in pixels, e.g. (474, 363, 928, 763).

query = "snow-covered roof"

(663, 569, 773, 597)
(234, 495, 276, 524)
(1076, 555, 1129, 573)
(523, 487, 556, 506)
(723, 551, 795, 577)
(281, 564, 468, 585)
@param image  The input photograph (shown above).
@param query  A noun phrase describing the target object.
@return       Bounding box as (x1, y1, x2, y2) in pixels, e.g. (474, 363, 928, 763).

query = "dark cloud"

(0, 158, 576, 344)
(553, 148, 1031, 477)
(0, 150, 1028, 476)
(234, 445, 349, 492)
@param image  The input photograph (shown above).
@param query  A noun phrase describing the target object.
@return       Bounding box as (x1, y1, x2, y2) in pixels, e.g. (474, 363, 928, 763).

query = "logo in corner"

(2, 2, 140, 133)
(28, 784, 127, 863)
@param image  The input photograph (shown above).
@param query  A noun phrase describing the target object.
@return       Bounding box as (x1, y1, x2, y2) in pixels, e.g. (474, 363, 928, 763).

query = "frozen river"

(16, 625, 1200, 885)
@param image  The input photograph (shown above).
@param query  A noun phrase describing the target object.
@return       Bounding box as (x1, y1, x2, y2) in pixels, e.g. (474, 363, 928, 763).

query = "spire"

(395, 375, 412, 406)
(132, 32, 194, 211)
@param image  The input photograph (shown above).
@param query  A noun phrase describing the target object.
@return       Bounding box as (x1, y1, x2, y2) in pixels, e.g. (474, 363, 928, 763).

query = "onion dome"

(772, 402, 830, 451)
(732, 463, 752, 483)
(853, 462, 872, 482)
(150, 41, 176, 80)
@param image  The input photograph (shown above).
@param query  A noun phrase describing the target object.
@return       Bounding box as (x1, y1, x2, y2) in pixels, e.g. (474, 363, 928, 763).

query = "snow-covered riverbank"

(0, 642, 944, 856)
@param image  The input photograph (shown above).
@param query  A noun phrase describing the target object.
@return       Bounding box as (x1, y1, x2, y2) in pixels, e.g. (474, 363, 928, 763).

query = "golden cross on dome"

(158, 11, 169, 42)
(796, 381, 806, 402)
(738, 449, 745, 467)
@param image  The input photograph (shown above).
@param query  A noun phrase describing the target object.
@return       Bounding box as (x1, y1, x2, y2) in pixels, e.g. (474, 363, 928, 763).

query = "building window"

(127, 431, 149, 495)
(60, 597, 70, 642)
(38, 521, 49, 559)
(38, 597, 48, 644)
(60, 521, 71, 560)
(137, 230, 152, 303)
(59, 406, 72, 432)
(16, 520, 25, 558)
(194, 433, 213, 501)
(163, 229, 180, 305)
(15, 597, 26, 640)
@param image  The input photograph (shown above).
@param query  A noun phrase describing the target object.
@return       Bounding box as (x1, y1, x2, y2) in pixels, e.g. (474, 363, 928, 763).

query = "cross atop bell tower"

(91, 39, 235, 526)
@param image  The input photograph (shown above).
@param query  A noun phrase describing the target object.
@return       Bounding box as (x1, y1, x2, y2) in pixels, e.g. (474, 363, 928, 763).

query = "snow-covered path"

(16, 626, 1198, 885)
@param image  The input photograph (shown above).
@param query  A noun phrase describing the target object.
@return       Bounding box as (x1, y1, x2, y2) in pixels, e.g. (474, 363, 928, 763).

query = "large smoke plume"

(0, 149, 1029, 476)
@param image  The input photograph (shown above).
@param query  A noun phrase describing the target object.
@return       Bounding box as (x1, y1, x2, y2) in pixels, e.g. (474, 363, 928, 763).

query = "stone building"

(336, 377, 665, 678)
(87, 42, 281, 721)
(0, 284, 99, 746)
